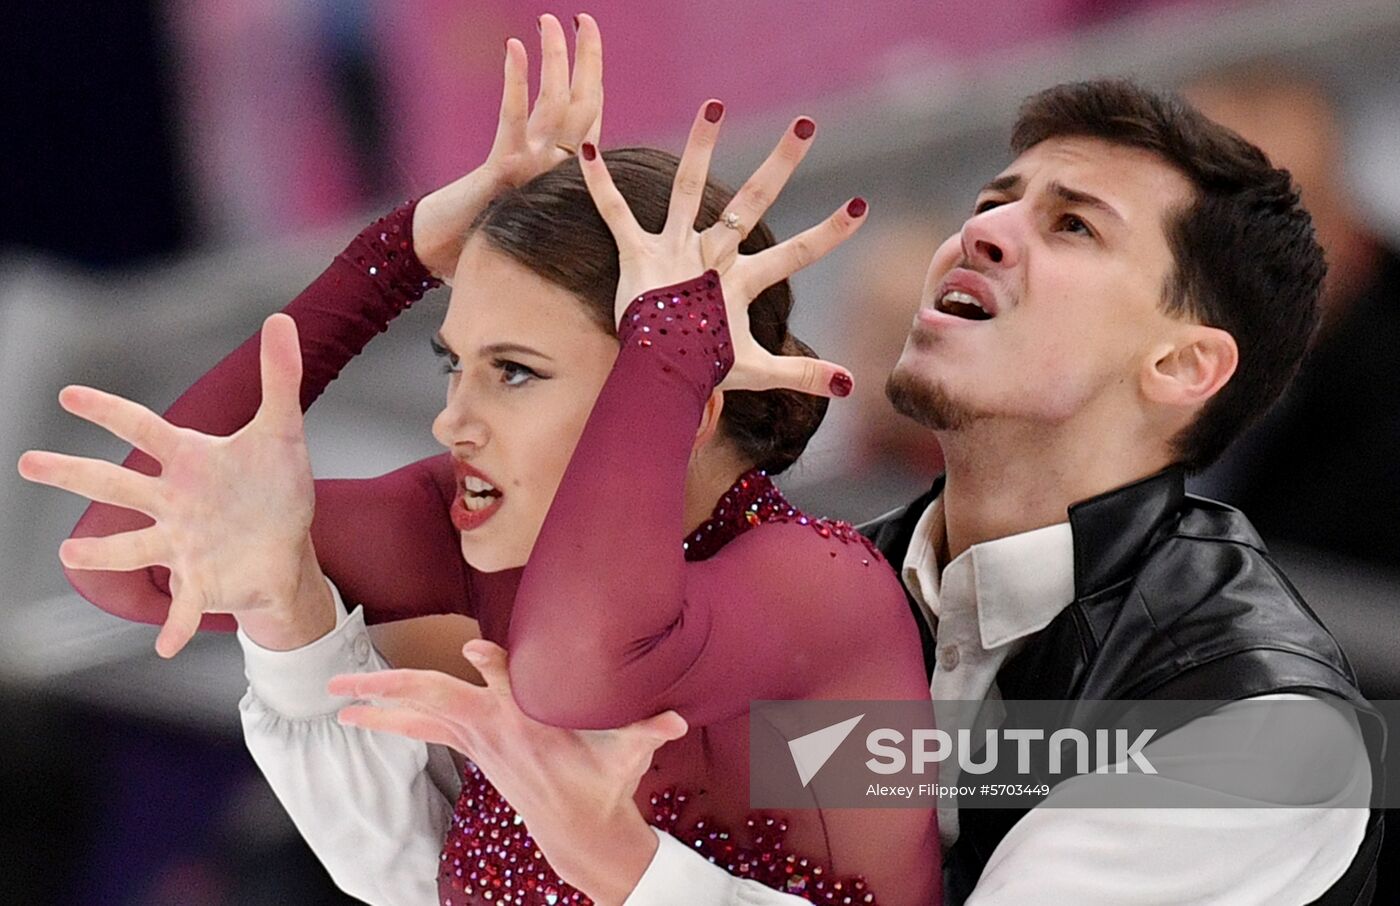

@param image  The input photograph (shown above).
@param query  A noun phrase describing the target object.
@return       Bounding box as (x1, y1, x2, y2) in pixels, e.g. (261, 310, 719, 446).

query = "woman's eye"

(430, 337, 461, 374)
(496, 359, 540, 387)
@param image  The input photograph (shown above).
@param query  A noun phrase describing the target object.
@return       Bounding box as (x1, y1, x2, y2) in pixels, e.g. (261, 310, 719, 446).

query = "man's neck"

(935, 421, 1172, 562)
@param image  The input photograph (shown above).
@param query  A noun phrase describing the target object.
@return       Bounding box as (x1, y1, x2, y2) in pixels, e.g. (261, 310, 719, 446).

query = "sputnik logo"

(786, 713, 865, 787)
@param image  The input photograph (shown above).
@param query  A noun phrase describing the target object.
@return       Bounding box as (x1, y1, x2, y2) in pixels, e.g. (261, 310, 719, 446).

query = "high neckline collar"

(683, 468, 790, 561)
(683, 468, 883, 562)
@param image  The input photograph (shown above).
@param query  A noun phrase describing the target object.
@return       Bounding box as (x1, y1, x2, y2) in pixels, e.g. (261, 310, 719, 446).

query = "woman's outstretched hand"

(333, 640, 687, 903)
(576, 100, 866, 397)
(17, 314, 329, 658)
(413, 13, 605, 279)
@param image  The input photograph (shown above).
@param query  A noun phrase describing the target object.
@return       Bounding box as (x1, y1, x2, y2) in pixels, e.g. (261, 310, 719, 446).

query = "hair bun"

(779, 331, 817, 360)
(721, 329, 829, 476)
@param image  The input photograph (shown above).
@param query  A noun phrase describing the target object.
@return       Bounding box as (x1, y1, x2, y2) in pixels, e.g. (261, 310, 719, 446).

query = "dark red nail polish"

(846, 197, 868, 218)
(829, 372, 853, 397)
(704, 101, 724, 123)
(581, 142, 597, 161)
(573, 15, 580, 31)
(794, 117, 815, 140)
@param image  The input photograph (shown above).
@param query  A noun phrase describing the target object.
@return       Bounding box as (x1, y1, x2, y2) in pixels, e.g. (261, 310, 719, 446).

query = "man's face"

(888, 137, 1195, 432)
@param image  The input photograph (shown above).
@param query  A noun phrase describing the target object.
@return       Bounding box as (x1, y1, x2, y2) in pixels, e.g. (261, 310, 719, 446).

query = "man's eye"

(1059, 213, 1094, 237)
(974, 199, 1003, 214)
(496, 359, 540, 387)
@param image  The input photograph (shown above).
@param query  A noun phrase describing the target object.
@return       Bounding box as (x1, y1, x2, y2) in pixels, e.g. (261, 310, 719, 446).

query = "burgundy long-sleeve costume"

(67, 204, 939, 905)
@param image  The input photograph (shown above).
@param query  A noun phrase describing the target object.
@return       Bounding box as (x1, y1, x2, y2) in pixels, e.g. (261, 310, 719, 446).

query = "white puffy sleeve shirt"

(238, 582, 458, 905)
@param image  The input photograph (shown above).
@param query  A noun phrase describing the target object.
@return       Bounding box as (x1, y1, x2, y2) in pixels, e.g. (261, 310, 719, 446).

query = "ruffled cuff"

(616, 271, 735, 397)
(237, 579, 384, 719)
(622, 827, 771, 906)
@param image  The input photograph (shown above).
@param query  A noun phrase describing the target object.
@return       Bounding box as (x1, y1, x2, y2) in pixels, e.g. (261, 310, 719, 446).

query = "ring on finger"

(721, 211, 744, 233)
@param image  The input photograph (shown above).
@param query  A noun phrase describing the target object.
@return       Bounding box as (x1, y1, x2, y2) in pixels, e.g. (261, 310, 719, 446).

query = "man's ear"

(693, 390, 725, 453)
(1142, 325, 1238, 410)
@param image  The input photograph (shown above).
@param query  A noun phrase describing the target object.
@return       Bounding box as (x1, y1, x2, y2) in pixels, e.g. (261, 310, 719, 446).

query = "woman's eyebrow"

(479, 342, 556, 363)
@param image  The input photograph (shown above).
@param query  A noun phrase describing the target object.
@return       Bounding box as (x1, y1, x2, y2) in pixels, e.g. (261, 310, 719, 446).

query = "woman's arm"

(61, 14, 606, 635)
(62, 201, 476, 630)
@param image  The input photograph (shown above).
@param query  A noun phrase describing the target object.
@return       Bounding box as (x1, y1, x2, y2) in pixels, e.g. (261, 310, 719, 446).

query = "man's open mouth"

(934, 289, 994, 321)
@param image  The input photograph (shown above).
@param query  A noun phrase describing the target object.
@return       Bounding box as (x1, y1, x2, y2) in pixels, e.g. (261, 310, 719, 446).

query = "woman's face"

(432, 235, 620, 571)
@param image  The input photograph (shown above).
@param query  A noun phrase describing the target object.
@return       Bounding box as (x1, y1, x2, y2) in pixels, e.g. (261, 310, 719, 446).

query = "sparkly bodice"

(440, 767, 878, 906)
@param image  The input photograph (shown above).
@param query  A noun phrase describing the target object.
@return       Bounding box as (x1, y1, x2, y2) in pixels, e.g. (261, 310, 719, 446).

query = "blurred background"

(3, 0, 1399, 902)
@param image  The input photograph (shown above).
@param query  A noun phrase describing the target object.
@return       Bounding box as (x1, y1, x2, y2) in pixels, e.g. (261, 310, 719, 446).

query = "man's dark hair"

(1012, 79, 1325, 470)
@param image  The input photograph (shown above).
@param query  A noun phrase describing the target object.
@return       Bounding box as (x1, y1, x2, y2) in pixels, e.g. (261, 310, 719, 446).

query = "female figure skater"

(19, 15, 939, 905)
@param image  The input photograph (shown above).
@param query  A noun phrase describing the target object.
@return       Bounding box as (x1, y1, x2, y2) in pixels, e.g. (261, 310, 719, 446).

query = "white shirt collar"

(900, 493, 1076, 650)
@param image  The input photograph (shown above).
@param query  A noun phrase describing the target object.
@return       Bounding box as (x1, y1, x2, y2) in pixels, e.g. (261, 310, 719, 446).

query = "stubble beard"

(884, 362, 984, 432)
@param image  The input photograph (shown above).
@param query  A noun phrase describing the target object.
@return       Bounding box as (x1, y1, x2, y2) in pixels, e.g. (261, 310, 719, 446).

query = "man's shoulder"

(1168, 492, 1267, 546)
(856, 479, 945, 562)
(1132, 494, 1309, 620)
(855, 501, 914, 544)
(1140, 493, 1282, 599)
(1104, 493, 1358, 695)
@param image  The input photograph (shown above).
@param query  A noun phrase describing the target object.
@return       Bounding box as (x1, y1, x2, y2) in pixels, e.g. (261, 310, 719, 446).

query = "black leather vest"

(858, 467, 1384, 906)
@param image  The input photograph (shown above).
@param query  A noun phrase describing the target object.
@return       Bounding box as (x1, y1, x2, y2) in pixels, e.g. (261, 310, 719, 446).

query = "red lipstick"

(450, 459, 504, 532)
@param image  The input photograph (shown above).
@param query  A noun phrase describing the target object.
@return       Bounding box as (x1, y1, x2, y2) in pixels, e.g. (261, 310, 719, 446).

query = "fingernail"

(846, 197, 868, 218)
(573, 15, 580, 31)
(829, 372, 853, 397)
(794, 117, 815, 140)
(704, 101, 724, 123)
(537, 16, 543, 32)
(581, 142, 597, 161)
(464, 650, 483, 664)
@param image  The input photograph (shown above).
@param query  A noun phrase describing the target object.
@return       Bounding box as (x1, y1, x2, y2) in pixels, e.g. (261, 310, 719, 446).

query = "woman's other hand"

(576, 101, 866, 398)
(413, 13, 604, 279)
(333, 640, 686, 904)
(18, 314, 330, 657)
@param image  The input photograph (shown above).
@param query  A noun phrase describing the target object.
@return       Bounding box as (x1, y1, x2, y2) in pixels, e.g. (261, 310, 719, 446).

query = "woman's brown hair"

(469, 147, 827, 475)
